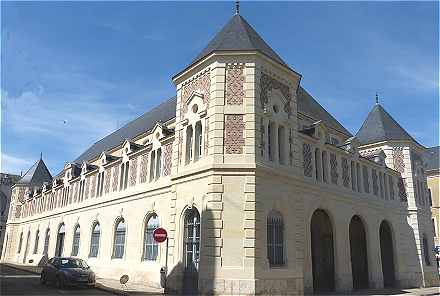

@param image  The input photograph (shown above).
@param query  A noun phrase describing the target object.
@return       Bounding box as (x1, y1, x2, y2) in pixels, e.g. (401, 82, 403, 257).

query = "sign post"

(153, 228, 168, 291)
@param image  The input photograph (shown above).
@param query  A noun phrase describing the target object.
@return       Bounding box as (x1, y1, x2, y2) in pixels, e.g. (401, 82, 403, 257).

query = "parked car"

(40, 257, 96, 288)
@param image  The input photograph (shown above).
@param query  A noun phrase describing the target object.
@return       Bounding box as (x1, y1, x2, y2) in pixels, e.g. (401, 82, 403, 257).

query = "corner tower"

(169, 7, 302, 294)
(356, 102, 437, 287)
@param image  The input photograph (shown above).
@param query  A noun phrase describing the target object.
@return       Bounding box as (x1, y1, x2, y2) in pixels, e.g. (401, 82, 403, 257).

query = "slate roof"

(191, 14, 291, 70)
(356, 103, 417, 145)
(297, 87, 352, 137)
(17, 159, 52, 187)
(423, 146, 439, 171)
(73, 96, 176, 163)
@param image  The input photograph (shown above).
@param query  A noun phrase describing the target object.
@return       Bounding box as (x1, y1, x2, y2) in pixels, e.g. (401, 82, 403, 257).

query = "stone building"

(0, 173, 20, 256)
(424, 146, 439, 248)
(2, 10, 438, 295)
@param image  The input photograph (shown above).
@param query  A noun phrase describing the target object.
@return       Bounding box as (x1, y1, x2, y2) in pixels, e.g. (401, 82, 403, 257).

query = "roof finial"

(375, 92, 379, 104)
(40, 152, 43, 160)
(235, 0, 240, 15)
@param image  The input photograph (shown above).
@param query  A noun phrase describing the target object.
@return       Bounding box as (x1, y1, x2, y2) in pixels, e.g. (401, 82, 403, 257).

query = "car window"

(58, 258, 88, 268)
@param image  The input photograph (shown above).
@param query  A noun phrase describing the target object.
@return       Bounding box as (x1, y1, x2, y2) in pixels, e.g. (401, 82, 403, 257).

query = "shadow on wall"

(37, 254, 48, 267)
(165, 208, 216, 295)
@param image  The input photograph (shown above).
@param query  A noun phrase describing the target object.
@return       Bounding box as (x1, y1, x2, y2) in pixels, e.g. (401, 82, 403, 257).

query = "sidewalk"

(95, 277, 163, 295)
(3, 263, 164, 295)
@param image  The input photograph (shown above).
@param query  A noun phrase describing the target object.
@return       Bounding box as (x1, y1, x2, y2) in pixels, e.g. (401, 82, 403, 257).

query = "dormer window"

(96, 171, 105, 197)
(120, 161, 129, 190)
(186, 126, 193, 164)
(195, 122, 202, 161)
(155, 148, 162, 179)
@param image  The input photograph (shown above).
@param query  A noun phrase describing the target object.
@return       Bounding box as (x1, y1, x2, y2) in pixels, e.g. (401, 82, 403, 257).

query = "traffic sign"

(153, 228, 168, 243)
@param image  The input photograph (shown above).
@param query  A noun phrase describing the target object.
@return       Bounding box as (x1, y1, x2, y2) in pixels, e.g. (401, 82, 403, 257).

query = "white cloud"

(1, 153, 33, 175)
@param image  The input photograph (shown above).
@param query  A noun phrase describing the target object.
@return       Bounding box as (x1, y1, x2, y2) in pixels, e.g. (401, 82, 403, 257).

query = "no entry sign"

(153, 228, 168, 243)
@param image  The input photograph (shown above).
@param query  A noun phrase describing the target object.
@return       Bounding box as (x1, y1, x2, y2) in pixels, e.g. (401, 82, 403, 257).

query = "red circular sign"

(153, 228, 168, 243)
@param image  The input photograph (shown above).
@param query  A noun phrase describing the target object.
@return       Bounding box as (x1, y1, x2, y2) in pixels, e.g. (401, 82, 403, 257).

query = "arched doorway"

(311, 209, 335, 292)
(379, 221, 395, 288)
(349, 216, 369, 290)
(183, 208, 200, 294)
(55, 224, 65, 257)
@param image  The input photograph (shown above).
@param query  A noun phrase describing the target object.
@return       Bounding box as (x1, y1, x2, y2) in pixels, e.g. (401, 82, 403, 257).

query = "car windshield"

(58, 258, 89, 269)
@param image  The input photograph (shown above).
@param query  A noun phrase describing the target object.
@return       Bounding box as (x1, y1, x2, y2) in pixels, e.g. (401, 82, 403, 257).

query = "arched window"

(33, 230, 39, 254)
(71, 225, 80, 256)
(194, 122, 203, 161)
(268, 121, 275, 161)
(89, 222, 100, 258)
(322, 151, 328, 183)
(423, 234, 431, 266)
(143, 214, 160, 261)
(17, 232, 23, 253)
(278, 125, 285, 164)
(43, 228, 50, 255)
(186, 126, 194, 164)
(315, 148, 321, 181)
(267, 210, 284, 266)
(155, 148, 162, 179)
(184, 208, 200, 271)
(149, 151, 156, 182)
(113, 218, 126, 259)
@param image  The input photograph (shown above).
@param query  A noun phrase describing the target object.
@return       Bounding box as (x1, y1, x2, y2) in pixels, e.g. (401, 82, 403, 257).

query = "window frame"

(89, 222, 101, 258)
(71, 225, 81, 257)
(112, 218, 126, 259)
(267, 210, 285, 267)
(142, 213, 160, 261)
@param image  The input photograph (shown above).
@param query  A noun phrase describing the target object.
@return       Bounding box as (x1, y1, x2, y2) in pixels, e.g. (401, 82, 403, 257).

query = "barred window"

(33, 230, 39, 254)
(89, 223, 100, 257)
(43, 229, 50, 255)
(267, 211, 285, 266)
(113, 218, 126, 259)
(143, 214, 159, 261)
(71, 225, 80, 256)
(17, 232, 23, 253)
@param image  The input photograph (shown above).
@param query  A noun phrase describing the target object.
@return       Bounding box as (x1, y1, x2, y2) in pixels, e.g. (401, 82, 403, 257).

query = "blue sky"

(1, 1, 438, 176)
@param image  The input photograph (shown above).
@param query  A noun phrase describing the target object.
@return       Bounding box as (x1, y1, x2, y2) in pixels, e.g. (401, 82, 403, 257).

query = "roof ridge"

(92, 96, 176, 147)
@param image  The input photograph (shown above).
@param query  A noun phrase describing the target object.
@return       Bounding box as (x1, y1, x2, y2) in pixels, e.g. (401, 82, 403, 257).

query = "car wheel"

(56, 275, 65, 289)
(40, 273, 46, 285)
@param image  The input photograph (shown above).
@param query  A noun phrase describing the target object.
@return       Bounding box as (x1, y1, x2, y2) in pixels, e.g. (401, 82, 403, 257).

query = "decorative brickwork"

(163, 144, 173, 176)
(181, 70, 211, 118)
(84, 178, 90, 199)
(139, 153, 148, 183)
(398, 177, 407, 202)
(104, 168, 111, 194)
(90, 175, 96, 198)
(224, 115, 245, 154)
(15, 205, 22, 218)
(362, 166, 370, 193)
(372, 169, 378, 196)
(342, 158, 350, 188)
(225, 64, 245, 105)
(260, 72, 292, 117)
(330, 153, 338, 185)
(389, 175, 395, 200)
(112, 165, 120, 191)
(303, 143, 312, 177)
(393, 147, 405, 173)
(17, 188, 25, 203)
(129, 157, 138, 187)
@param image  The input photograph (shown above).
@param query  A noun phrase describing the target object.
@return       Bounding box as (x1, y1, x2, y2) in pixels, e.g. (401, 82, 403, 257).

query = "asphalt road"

(0, 264, 115, 296)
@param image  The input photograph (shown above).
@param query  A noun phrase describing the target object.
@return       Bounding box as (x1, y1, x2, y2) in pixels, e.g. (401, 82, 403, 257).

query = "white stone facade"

(1, 18, 438, 296)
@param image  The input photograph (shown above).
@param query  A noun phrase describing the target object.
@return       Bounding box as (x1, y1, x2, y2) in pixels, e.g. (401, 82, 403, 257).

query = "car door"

(46, 258, 58, 282)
